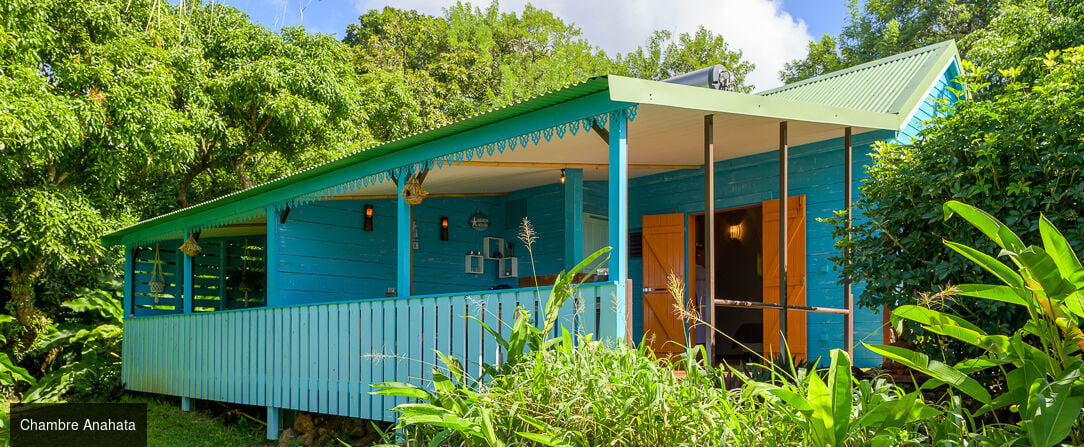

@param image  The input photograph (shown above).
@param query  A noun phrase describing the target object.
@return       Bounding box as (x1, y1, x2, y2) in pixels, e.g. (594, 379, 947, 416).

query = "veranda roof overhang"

(102, 75, 902, 246)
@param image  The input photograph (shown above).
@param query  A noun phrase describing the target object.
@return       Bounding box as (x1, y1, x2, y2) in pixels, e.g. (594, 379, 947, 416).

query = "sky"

(215, 0, 849, 90)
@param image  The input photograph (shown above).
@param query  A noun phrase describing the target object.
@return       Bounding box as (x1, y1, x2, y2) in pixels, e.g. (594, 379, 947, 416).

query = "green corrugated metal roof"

(100, 77, 612, 245)
(757, 40, 959, 115)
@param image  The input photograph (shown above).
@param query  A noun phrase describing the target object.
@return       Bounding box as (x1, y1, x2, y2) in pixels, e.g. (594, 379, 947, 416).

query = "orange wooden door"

(641, 214, 687, 356)
(762, 196, 807, 360)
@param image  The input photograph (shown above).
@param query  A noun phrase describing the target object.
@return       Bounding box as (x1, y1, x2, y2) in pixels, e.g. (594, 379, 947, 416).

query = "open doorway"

(691, 205, 764, 364)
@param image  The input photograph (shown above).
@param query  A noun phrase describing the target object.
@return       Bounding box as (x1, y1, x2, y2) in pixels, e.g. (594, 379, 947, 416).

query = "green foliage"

(23, 285, 124, 403)
(829, 46, 1084, 363)
(965, 0, 1084, 87)
(781, 0, 998, 83)
(873, 201, 1084, 446)
(373, 246, 976, 446)
(747, 350, 940, 447)
(344, 3, 756, 144)
(614, 27, 755, 92)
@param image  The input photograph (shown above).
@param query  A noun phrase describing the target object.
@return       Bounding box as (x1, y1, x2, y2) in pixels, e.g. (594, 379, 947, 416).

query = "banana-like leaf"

(853, 391, 940, 431)
(954, 284, 1029, 307)
(1014, 246, 1074, 297)
(1039, 214, 1084, 287)
(944, 241, 1024, 289)
(891, 305, 984, 333)
(805, 372, 837, 447)
(825, 349, 852, 445)
(1023, 364, 1084, 447)
(866, 344, 991, 404)
(943, 201, 1026, 252)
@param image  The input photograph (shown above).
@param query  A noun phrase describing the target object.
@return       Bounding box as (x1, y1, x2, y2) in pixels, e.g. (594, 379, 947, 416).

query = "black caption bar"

(11, 403, 147, 447)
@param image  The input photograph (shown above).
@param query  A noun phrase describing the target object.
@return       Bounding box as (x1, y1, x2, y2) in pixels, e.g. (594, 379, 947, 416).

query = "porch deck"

(122, 282, 621, 422)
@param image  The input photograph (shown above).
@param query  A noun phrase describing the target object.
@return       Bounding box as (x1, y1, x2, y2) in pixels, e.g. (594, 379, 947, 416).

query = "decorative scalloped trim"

(134, 105, 637, 245)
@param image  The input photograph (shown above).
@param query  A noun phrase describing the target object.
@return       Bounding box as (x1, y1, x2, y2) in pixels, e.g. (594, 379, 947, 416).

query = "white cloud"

(353, 0, 811, 90)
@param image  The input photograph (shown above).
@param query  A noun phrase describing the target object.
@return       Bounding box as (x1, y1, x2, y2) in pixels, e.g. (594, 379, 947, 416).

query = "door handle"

(643, 287, 666, 293)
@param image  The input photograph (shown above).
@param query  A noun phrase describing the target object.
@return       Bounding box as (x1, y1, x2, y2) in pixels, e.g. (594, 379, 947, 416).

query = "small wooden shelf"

(497, 257, 518, 278)
(483, 237, 505, 259)
(465, 254, 484, 274)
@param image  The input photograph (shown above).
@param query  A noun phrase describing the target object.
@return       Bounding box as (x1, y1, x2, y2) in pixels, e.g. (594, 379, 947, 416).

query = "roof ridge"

(757, 39, 956, 96)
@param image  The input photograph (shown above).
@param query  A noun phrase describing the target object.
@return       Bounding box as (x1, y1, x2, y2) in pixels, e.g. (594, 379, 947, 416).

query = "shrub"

(874, 201, 1084, 446)
(830, 46, 1084, 362)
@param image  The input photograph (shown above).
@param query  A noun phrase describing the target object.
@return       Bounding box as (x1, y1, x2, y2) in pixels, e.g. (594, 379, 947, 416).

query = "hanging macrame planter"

(148, 244, 166, 304)
(179, 234, 202, 257)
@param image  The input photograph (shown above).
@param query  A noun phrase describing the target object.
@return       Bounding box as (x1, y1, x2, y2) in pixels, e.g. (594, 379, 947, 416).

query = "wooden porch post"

(123, 246, 133, 318)
(608, 112, 628, 343)
(266, 206, 280, 307)
(182, 233, 193, 315)
(396, 185, 411, 297)
(843, 127, 854, 357)
(778, 121, 789, 355)
(703, 115, 716, 362)
(564, 168, 584, 268)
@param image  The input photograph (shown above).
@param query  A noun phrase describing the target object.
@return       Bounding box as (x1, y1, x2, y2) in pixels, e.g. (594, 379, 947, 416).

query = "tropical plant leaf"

(1022, 366, 1084, 447)
(866, 344, 991, 404)
(1039, 214, 1084, 287)
(944, 240, 1024, 289)
(891, 305, 985, 333)
(954, 284, 1029, 307)
(825, 349, 852, 445)
(943, 200, 1026, 252)
(372, 382, 433, 400)
(1014, 246, 1074, 297)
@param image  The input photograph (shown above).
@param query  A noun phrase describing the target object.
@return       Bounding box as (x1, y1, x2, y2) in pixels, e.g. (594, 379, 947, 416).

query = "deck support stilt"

(266, 406, 281, 440)
(608, 112, 628, 343)
(181, 397, 191, 412)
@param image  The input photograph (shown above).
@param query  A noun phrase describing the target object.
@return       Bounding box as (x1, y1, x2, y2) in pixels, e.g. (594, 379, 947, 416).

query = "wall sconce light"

(364, 204, 374, 232)
(440, 216, 449, 241)
(560, 168, 566, 184)
(728, 222, 743, 240)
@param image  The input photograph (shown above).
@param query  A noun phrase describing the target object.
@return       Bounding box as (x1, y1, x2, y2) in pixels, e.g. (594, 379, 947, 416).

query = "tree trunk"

(176, 164, 206, 208)
(234, 149, 253, 189)
(8, 258, 46, 350)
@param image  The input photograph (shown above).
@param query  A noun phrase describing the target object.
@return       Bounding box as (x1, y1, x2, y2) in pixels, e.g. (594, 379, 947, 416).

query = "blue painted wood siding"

(121, 282, 618, 420)
(270, 198, 515, 305)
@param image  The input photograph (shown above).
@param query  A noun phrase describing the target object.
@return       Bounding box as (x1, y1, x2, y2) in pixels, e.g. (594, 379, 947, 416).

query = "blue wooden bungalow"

(102, 41, 962, 438)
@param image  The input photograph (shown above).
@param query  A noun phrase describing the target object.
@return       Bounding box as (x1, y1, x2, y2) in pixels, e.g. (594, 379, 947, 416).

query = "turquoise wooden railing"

(121, 282, 620, 422)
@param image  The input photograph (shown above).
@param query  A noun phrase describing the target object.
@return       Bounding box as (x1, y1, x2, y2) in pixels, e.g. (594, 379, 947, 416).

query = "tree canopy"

(0, 0, 752, 371)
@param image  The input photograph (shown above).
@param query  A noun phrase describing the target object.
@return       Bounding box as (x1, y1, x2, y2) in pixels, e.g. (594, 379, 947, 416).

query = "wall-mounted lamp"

(364, 204, 374, 232)
(560, 168, 566, 184)
(728, 222, 743, 240)
(440, 216, 449, 241)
